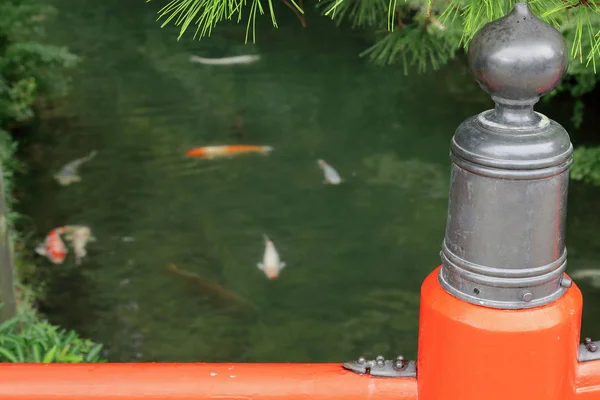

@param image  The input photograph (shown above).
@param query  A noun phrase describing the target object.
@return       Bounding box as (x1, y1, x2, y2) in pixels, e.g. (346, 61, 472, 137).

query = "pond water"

(16, 0, 600, 362)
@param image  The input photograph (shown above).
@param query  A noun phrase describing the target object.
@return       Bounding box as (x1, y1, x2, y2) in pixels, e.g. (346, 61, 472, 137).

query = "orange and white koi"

(186, 145, 274, 159)
(257, 234, 286, 279)
(35, 226, 68, 264)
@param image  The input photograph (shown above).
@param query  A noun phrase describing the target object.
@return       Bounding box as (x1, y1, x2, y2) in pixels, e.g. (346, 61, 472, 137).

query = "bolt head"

(585, 337, 592, 345)
(560, 276, 573, 288)
(588, 343, 598, 352)
(396, 355, 405, 361)
(522, 292, 533, 302)
(394, 360, 403, 369)
(375, 355, 385, 362)
(357, 356, 366, 364)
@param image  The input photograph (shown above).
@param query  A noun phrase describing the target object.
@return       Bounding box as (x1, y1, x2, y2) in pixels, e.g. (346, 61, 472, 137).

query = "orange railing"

(1, 269, 600, 400)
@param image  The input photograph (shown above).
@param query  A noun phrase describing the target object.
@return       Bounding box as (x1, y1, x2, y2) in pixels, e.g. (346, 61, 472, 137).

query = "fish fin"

(87, 150, 98, 160)
(257, 262, 264, 270)
(34, 245, 47, 256)
(280, 262, 286, 269)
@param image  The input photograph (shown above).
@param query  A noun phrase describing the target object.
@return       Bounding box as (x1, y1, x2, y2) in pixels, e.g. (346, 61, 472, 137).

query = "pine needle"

(150, 0, 303, 43)
(148, 0, 600, 74)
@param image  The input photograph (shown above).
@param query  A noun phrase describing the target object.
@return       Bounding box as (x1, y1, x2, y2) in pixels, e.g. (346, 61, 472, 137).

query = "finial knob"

(468, 2, 568, 104)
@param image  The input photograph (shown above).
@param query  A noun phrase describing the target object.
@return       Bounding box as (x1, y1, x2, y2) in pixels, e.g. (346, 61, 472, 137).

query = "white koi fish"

(257, 234, 286, 279)
(64, 225, 96, 265)
(189, 54, 260, 66)
(54, 150, 97, 186)
(317, 159, 342, 185)
(570, 269, 600, 288)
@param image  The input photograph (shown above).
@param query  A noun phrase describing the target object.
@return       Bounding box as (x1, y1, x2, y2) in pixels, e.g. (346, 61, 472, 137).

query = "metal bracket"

(579, 337, 600, 362)
(343, 355, 416, 378)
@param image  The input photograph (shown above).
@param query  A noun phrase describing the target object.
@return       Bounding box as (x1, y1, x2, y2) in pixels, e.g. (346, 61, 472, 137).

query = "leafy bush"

(0, 1, 104, 363)
(0, 309, 106, 363)
(0, 0, 80, 127)
(570, 147, 600, 186)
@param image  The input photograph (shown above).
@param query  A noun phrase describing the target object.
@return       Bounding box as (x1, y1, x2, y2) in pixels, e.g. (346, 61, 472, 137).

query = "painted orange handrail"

(0, 269, 599, 400)
(577, 360, 600, 399)
(0, 363, 417, 400)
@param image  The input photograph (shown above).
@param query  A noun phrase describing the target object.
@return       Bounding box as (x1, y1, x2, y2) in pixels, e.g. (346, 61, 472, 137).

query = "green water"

(17, 0, 600, 362)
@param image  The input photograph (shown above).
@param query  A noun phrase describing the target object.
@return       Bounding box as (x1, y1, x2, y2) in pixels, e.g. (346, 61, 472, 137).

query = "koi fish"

(35, 227, 68, 264)
(64, 225, 96, 265)
(189, 54, 260, 66)
(571, 269, 600, 288)
(317, 159, 342, 184)
(166, 263, 255, 310)
(54, 150, 97, 186)
(186, 145, 274, 159)
(257, 234, 286, 279)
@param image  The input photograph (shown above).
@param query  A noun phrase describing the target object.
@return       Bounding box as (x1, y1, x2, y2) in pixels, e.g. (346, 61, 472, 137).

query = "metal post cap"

(468, 2, 568, 104)
(439, 2, 574, 310)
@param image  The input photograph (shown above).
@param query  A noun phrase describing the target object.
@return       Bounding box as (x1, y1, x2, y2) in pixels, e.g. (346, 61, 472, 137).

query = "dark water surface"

(17, 0, 600, 362)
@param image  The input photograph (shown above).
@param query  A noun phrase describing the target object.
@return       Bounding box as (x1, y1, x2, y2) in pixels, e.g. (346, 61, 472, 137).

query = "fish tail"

(189, 55, 207, 63)
(186, 147, 208, 157)
(86, 150, 98, 161)
(166, 263, 179, 273)
(34, 243, 46, 256)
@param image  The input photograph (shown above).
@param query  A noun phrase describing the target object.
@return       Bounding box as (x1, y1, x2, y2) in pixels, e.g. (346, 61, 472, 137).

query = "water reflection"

(16, 0, 600, 363)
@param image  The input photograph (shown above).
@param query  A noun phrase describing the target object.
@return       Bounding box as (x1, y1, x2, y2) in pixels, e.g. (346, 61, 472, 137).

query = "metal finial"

(439, 2, 573, 310)
(468, 2, 568, 125)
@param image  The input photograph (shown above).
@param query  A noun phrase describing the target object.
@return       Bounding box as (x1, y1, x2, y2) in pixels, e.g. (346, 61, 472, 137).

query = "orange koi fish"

(35, 226, 68, 264)
(185, 145, 274, 159)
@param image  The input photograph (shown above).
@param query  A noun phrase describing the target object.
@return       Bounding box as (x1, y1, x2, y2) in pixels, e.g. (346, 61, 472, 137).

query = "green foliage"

(0, 0, 104, 363)
(0, 0, 79, 240)
(151, 0, 303, 42)
(570, 146, 600, 185)
(149, 0, 600, 73)
(0, 0, 80, 127)
(0, 310, 106, 363)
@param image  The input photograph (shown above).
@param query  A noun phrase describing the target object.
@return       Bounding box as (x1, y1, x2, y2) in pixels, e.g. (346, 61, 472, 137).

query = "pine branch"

(282, 0, 306, 27)
(360, 10, 462, 73)
(148, 0, 303, 43)
(317, 0, 390, 28)
(147, 0, 600, 74)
